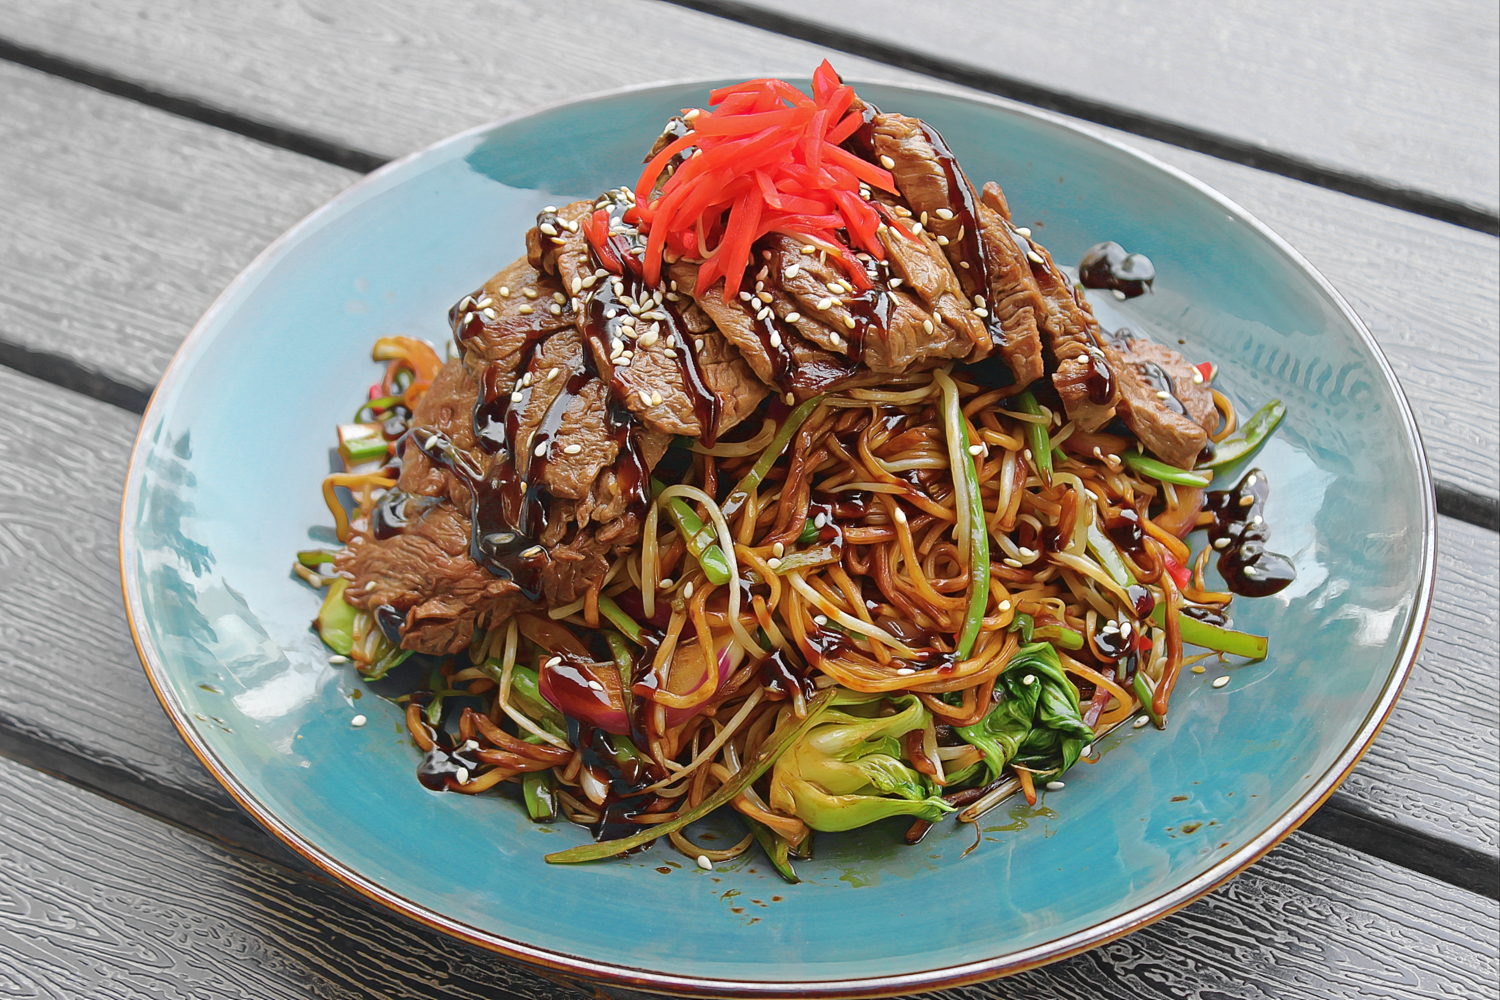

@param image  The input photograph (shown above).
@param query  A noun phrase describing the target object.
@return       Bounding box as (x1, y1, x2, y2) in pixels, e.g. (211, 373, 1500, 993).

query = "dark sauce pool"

(1204, 468, 1296, 597)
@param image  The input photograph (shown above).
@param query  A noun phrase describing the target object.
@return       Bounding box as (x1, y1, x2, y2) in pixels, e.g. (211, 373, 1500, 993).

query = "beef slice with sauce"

(971, 185, 1046, 387)
(398, 358, 483, 509)
(337, 501, 520, 655)
(527, 200, 593, 278)
(453, 256, 576, 374)
(1107, 336, 1217, 470)
(978, 184, 1120, 431)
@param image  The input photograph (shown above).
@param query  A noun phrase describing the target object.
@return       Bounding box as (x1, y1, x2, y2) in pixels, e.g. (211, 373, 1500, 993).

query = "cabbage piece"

(769, 695, 952, 832)
(957, 642, 1095, 782)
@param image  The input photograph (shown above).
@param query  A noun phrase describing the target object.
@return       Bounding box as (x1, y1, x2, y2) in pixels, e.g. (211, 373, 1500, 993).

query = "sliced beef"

(398, 358, 482, 509)
(978, 184, 1120, 431)
(1107, 336, 1217, 470)
(337, 501, 520, 655)
(452, 257, 574, 376)
(526, 201, 593, 278)
(972, 190, 1046, 388)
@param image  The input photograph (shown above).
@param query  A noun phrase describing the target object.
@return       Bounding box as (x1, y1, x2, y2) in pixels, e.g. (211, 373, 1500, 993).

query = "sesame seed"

(455, 767, 470, 785)
(879, 155, 896, 169)
(1192, 370, 1204, 384)
(498, 286, 510, 298)
(1243, 565, 1259, 576)
(650, 391, 663, 406)
(523, 287, 539, 299)
(1081, 744, 1093, 756)
(772, 541, 785, 557)
(351, 714, 367, 727)
(973, 307, 988, 317)
(813, 614, 828, 625)
(521, 545, 544, 558)
(1113, 290, 1127, 300)
(658, 577, 674, 589)
(564, 443, 582, 455)
(936, 235, 950, 246)
(893, 507, 908, 524)
(695, 338, 706, 351)
(934, 208, 955, 221)
(569, 277, 582, 295)
(767, 556, 782, 569)
(843, 315, 856, 330)
(616, 356, 631, 367)
(785, 264, 801, 279)
(534, 442, 547, 457)
(481, 308, 497, 320)
(801, 244, 816, 255)
(757, 291, 773, 303)
(739, 291, 753, 302)
(1133, 715, 1150, 728)
(544, 655, 563, 668)
(1023, 448, 1033, 461)
(959, 260, 970, 268)
(968, 443, 985, 457)
(1003, 557, 1023, 568)
(364, 580, 377, 591)
(518, 304, 534, 315)
(546, 367, 560, 380)
(1239, 495, 1255, 507)
(510, 391, 523, 403)
(1045, 781, 1065, 791)
(549, 303, 562, 315)
(1022, 674, 1036, 686)
(998, 600, 1012, 611)
(1027, 251, 1045, 265)
(684, 108, 701, 121)
(756, 308, 771, 321)
(814, 512, 827, 528)
(896, 667, 915, 676)
(769, 331, 783, 348)
(539, 223, 558, 236)
(923, 319, 934, 334)
(830, 332, 845, 349)
(1015, 226, 1032, 237)
(581, 275, 597, 289)
(910, 222, 924, 234)
(697, 855, 713, 871)
(1191, 665, 1206, 674)
(683, 581, 695, 600)
(816, 297, 835, 311)
(785, 311, 801, 323)
(1212, 676, 1231, 689)
(328, 653, 349, 664)
(1120, 621, 1132, 638)
(785, 392, 796, 404)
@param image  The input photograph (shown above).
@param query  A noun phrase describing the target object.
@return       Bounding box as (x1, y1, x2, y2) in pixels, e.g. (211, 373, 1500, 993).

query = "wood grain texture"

(0, 25, 1495, 500)
(691, 0, 1500, 219)
(0, 58, 357, 397)
(0, 753, 1494, 1000)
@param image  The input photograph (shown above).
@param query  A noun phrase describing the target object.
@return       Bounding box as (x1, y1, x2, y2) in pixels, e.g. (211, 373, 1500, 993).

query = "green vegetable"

(1032, 624, 1085, 650)
(768, 695, 952, 832)
(523, 772, 557, 821)
(297, 549, 341, 569)
(651, 478, 732, 585)
(1121, 451, 1213, 487)
(361, 644, 411, 681)
(957, 642, 1095, 781)
(798, 518, 820, 544)
(547, 689, 838, 863)
(341, 435, 390, 465)
(746, 817, 800, 883)
(1203, 399, 1285, 470)
(425, 665, 446, 725)
(1008, 612, 1035, 643)
(1148, 603, 1267, 660)
(480, 661, 567, 737)
(1085, 522, 1135, 588)
(1133, 671, 1164, 729)
(316, 578, 357, 655)
(720, 394, 825, 522)
(1015, 391, 1053, 481)
(938, 370, 990, 659)
(355, 395, 404, 423)
(769, 543, 839, 575)
(598, 596, 643, 644)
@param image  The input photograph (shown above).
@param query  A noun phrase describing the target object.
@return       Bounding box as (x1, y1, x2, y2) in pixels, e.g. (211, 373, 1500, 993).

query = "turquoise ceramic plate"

(120, 80, 1433, 996)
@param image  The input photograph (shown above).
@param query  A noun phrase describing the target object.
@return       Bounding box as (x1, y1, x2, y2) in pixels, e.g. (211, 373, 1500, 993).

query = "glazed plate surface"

(120, 80, 1433, 996)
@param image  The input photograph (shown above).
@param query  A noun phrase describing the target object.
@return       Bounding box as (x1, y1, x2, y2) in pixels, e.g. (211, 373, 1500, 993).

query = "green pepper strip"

(1121, 451, 1213, 487)
(1032, 625, 1085, 650)
(355, 395, 404, 423)
(424, 665, 446, 725)
(745, 817, 800, 883)
(651, 478, 732, 586)
(522, 772, 557, 821)
(342, 436, 391, 464)
(938, 372, 989, 659)
(1148, 603, 1267, 660)
(1015, 391, 1053, 482)
(1085, 522, 1135, 588)
(1132, 672, 1165, 729)
(298, 549, 341, 569)
(597, 596, 643, 644)
(798, 518, 819, 544)
(720, 394, 826, 523)
(604, 630, 635, 720)
(546, 688, 836, 863)
(1203, 399, 1286, 470)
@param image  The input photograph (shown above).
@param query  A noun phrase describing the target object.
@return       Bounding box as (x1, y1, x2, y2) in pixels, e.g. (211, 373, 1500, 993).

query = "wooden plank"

(0, 752, 1494, 1000)
(0, 45, 1495, 501)
(0, 350, 1493, 875)
(679, 0, 1500, 222)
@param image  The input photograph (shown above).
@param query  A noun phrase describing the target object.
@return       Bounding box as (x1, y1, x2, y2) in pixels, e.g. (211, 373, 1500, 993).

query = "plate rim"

(118, 74, 1437, 997)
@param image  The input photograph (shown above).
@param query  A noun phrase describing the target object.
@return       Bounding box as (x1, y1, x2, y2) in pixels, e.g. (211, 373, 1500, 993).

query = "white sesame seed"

(739, 291, 753, 302)
(563, 443, 582, 455)
(757, 291, 774, 303)
(658, 577, 674, 589)
(1243, 565, 1259, 576)
(481, 308, 497, 320)
(923, 319, 934, 334)
(1252, 515, 1263, 526)
(816, 297, 835, 311)
(968, 443, 985, 457)
(756, 308, 771, 321)
(936, 235, 950, 247)
(328, 655, 349, 664)
(1003, 557, 1023, 568)
(498, 286, 510, 298)
(843, 315, 856, 330)
(767, 557, 782, 569)
(896, 667, 915, 676)
(894, 507, 908, 524)
(801, 244, 816, 255)
(1015, 226, 1032, 237)
(973, 307, 988, 317)
(769, 331, 783, 348)
(785, 392, 796, 404)
(1239, 495, 1255, 507)
(1192, 370, 1204, 384)
(910, 222, 924, 234)
(814, 513, 827, 528)
(697, 855, 713, 871)
(539, 223, 558, 237)
(879, 155, 896, 169)
(350, 714, 367, 727)
(998, 600, 1012, 612)
(544, 655, 563, 668)
(510, 391, 523, 404)
(455, 767, 470, 785)
(546, 367, 560, 381)
(784, 311, 801, 324)
(784, 264, 801, 279)
(1156, 391, 1172, 400)
(1045, 781, 1065, 791)
(534, 442, 547, 457)
(364, 580, 377, 591)
(1133, 715, 1150, 728)
(650, 391, 663, 406)
(813, 614, 828, 626)
(518, 304, 534, 315)
(1081, 744, 1094, 756)
(1212, 676, 1231, 689)
(772, 541, 785, 557)
(616, 356, 631, 367)
(695, 338, 706, 351)
(683, 581, 695, 600)
(1022, 674, 1036, 686)
(1113, 290, 1128, 300)
(1027, 251, 1045, 265)
(523, 287, 539, 299)
(1120, 620, 1132, 638)
(959, 261, 970, 268)
(1213, 537, 1230, 549)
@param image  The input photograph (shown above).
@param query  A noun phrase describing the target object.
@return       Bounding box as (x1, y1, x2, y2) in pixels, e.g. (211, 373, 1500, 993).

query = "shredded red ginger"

(625, 61, 896, 301)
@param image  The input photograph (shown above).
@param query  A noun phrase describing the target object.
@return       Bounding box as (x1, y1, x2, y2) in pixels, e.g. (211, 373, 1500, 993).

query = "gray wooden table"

(1, 2, 1495, 996)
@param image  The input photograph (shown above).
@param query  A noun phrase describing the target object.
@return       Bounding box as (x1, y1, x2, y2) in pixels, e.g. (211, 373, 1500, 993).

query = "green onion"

(1121, 451, 1212, 487)
(651, 478, 732, 585)
(522, 772, 557, 821)
(720, 394, 826, 522)
(604, 630, 635, 719)
(597, 596, 643, 644)
(297, 549, 341, 569)
(546, 688, 836, 863)
(425, 665, 446, 725)
(1133, 671, 1165, 729)
(746, 817, 800, 883)
(355, 395, 404, 423)
(1148, 603, 1267, 660)
(341, 436, 390, 465)
(1015, 391, 1053, 482)
(1203, 399, 1285, 470)
(938, 371, 989, 659)
(1033, 625, 1085, 650)
(1085, 522, 1135, 588)
(1008, 612, 1035, 643)
(361, 645, 411, 681)
(798, 518, 820, 544)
